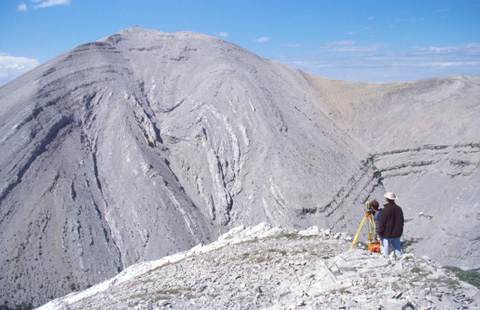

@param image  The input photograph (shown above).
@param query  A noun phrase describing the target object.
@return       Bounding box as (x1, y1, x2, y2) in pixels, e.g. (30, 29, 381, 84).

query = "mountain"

(0, 26, 479, 308)
(37, 223, 480, 310)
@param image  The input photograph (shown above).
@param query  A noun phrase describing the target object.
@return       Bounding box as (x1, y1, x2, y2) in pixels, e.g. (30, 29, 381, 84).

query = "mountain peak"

(97, 26, 221, 50)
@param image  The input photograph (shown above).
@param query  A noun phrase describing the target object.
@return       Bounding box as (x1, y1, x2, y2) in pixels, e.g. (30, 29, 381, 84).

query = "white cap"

(384, 192, 397, 200)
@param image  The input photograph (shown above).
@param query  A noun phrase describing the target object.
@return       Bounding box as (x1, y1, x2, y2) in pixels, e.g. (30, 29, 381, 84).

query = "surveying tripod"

(349, 201, 380, 252)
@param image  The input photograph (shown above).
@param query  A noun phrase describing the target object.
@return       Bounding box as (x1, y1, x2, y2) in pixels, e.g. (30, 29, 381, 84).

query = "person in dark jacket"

(377, 192, 404, 257)
(370, 200, 382, 241)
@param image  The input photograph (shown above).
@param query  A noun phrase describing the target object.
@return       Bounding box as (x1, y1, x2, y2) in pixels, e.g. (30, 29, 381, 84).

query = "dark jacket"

(373, 208, 382, 237)
(377, 202, 404, 238)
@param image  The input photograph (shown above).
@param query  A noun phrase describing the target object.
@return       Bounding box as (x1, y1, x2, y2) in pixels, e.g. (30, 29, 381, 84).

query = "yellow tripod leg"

(369, 215, 377, 241)
(367, 215, 374, 242)
(350, 215, 367, 250)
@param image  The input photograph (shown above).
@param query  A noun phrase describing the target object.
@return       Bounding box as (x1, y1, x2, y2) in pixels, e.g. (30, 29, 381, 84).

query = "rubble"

(38, 223, 480, 310)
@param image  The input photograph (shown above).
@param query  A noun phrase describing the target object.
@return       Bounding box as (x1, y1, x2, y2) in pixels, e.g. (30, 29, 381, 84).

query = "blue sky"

(1, 0, 479, 86)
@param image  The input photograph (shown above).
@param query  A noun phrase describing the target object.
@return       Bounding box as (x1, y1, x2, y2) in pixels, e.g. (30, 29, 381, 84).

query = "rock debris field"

(38, 223, 480, 310)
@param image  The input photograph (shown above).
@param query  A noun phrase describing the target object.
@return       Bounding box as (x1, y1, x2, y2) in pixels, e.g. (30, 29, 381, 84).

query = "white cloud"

(416, 43, 480, 54)
(18, 2, 28, 11)
(284, 43, 301, 48)
(218, 32, 228, 38)
(33, 0, 70, 9)
(0, 53, 39, 86)
(321, 41, 383, 52)
(419, 61, 480, 68)
(418, 46, 458, 54)
(254, 37, 270, 43)
(275, 42, 480, 82)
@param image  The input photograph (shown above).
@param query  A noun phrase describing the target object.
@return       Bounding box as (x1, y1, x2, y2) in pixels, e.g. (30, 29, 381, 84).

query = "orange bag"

(368, 241, 381, 253)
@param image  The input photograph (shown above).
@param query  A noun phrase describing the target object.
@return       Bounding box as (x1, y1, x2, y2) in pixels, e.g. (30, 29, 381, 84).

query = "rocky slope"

(307, 75, 480, 270)
(38, 223, 480, 310)
(0, 27, 479, 308)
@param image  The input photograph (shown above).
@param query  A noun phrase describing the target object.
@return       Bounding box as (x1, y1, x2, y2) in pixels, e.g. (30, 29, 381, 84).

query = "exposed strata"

(0, 27, 479, 308)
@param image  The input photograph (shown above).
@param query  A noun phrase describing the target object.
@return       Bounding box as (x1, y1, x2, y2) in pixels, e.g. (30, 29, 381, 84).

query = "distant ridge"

(0, 27, 479, 308)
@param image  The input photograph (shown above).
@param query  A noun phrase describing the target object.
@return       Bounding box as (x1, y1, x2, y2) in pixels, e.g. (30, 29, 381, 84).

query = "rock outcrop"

(0, 27, 479, 308)
(307, 75, 480, 270)
(38, 223, 480, 310)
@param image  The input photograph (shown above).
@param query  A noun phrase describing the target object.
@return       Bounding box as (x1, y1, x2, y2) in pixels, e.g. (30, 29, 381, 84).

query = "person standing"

(370, 200, 382, 242)
(377, 192, 404, 257)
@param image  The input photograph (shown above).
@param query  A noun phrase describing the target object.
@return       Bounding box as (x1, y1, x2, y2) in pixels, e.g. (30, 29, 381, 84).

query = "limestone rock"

(38, 223, 480, 310)
(0, 27, 479, 308)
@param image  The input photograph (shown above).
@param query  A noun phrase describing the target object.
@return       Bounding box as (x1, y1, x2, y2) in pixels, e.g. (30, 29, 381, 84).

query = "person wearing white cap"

(377, 192, 404, 257)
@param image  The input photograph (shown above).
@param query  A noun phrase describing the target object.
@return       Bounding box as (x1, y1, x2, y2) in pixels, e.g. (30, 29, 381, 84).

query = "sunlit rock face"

(0, 27, 479, 308)
(307, 75, 480, 270)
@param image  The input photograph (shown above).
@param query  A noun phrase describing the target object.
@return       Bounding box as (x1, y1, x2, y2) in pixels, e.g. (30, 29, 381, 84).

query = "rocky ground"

(38, 223, 480, 310)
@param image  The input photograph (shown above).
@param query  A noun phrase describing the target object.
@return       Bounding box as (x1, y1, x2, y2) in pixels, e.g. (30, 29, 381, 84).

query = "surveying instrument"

(349, 201, 381, 253)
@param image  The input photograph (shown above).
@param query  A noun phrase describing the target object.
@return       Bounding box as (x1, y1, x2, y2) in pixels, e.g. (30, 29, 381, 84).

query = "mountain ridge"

(37, 223, 480, 310)
(0, 27, 479, 308)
